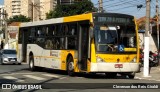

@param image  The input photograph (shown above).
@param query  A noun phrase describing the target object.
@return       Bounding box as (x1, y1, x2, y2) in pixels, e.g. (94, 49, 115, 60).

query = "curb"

(135, 76, 160, 82)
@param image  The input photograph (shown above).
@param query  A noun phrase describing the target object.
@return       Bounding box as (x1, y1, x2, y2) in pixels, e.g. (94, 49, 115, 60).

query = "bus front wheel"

(67, 56, 74, 76)
(128, 73, 135, 79)
(105, 72, 117, 78)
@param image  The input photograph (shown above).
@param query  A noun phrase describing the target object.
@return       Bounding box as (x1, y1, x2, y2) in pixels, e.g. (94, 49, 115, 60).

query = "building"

(0, 5, 5, 42)
(4, 0, 57, 21)
(0, 5, 5, 30)
(58, 0, 83, 4)
(4, 0, 85, 21)
(5, 22, 20, 49)
(137, 16, 159, 51)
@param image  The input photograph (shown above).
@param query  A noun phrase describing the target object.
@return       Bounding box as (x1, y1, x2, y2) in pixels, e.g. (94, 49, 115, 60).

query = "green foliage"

(46, 0, 97, 19)
(7, 15, 31, 23)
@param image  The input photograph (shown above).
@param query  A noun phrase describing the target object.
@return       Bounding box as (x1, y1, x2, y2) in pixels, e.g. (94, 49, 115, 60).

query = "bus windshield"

(95, 25, 136, 53)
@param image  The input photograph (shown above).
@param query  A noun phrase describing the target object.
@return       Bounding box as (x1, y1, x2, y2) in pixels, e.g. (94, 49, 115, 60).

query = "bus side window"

(68, 37, 77, 49)
(60, 37, 65, 49)
(44, 26, 49, 36)
(52, 25, 56, 36)
(64, 24, 69, 35)
(68, 24, 77, 35)
(55, 38, 60, 49)
(29, 27, 36, 43)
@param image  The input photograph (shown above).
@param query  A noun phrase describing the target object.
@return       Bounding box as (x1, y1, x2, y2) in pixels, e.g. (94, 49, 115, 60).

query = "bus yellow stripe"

(63, 13, 93, 22)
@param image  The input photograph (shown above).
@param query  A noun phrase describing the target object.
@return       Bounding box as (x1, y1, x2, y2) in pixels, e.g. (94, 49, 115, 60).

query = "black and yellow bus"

(18, 13, 140, 78)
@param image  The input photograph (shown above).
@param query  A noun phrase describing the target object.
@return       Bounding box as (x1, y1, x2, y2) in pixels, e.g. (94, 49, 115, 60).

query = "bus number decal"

(50, 51, 60, 57)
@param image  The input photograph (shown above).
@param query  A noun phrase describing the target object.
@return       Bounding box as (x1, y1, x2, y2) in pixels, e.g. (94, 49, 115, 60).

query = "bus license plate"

(115, 64, 123, 68)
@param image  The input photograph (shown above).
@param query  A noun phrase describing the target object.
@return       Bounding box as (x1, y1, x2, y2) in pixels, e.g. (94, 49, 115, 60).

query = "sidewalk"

(135, 66, 160, 81)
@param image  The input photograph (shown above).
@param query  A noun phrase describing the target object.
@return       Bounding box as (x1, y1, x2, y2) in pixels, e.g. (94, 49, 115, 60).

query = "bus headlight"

(3, 58, 8, 61)
(96, 57, 104, 62)
(131, 57, 136, 63)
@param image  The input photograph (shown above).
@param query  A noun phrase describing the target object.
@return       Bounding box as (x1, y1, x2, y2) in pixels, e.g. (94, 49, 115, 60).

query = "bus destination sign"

(94, 16, 133, 24)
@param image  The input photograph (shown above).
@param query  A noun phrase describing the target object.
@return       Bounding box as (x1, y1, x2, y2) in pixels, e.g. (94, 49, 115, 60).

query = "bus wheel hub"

(68, 62, 74, 71)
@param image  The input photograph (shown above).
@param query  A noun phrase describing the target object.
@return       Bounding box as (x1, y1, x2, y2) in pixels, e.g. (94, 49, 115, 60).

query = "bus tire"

(105, 72, 117, 78)
(29, 57, 36, 71)
(128, 73, 135, 79)
(67, 56, 74, 76)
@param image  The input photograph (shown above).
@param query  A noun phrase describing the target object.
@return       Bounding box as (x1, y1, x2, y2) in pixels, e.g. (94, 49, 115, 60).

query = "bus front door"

(78, 22, 89, 71)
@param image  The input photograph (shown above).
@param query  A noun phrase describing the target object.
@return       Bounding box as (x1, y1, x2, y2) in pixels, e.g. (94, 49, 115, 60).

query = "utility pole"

(143, 0, 151, 77)
(4, 10, 8, 45)
(30, 2, 41, 21)
(156, 0, 159, 62)
(98, 0, 103, 12)
(30, 2, 34, 21)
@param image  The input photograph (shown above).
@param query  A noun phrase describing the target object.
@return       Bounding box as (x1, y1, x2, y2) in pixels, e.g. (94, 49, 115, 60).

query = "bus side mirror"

(89, 28, 94, 38)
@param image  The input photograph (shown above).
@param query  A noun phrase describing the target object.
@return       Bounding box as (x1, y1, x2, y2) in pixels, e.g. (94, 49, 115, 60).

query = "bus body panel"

(60, 50, 78, 71)
(27, 44, 79, 70)
(63, 13, 93, 23)
(17, 44, 22, 62)
(96, 54, 137, 63)
(27, 44, 61, 69)
(90, 62, 139, 72)
(20, 18, 63, 27)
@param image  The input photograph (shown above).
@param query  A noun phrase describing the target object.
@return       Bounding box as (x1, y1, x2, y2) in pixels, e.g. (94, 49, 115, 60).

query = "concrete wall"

(139, 33, 158, 52)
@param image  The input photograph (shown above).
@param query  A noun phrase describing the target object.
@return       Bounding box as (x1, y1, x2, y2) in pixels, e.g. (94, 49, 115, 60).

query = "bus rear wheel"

(67, 56, 74, 76)
(29, 57, 36, 71)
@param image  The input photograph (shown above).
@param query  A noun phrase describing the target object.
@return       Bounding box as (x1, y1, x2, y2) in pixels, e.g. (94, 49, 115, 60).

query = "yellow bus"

(18, 13, 140, 78)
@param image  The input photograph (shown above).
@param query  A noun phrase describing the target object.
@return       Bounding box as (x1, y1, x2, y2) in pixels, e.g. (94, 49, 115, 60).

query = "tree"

(46, 0, 97, 19)
(138, 19, 146, 30)
(7, 15, 31, 23)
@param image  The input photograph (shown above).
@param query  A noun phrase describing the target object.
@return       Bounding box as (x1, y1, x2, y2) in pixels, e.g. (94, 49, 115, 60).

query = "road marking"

(59, 77, 67, 79)
(3, 76, 24, 82)
(42, 74, 59, 78)
(135, 76, 160, 82)
(23, 75, 46, 80)
(0, 73, 35, 76)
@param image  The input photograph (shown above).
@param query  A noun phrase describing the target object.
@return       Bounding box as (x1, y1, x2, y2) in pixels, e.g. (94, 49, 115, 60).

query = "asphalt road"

(0, 64, 160, 92)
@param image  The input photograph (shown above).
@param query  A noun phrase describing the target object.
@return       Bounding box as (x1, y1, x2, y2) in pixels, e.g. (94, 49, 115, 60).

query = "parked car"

(0, 49, 21, 65)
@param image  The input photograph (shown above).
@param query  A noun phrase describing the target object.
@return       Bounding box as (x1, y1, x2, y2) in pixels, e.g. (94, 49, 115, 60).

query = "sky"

(0, 0, 3, 5)
(0, 0, 159, 19)
(92, 0, 159, 19)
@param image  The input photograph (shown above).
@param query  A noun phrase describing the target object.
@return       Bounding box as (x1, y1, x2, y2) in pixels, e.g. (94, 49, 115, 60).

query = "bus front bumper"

(90, 62, 140, 73)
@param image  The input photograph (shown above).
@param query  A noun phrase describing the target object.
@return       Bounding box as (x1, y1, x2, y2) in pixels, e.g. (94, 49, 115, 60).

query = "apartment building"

(0, 5, 5, 31)
(4, 0, 56, 21)
(0, 5, 5, 41)
(58, 0, 83, 4)
(4, 0, 84, 21)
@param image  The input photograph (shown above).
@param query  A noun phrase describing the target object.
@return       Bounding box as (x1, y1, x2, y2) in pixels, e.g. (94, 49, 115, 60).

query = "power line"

(103, 0, 146, 9)
(107, 4, 137, 11)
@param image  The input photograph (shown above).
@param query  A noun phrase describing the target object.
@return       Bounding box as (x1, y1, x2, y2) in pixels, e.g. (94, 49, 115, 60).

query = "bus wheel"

(67, 56, 74, 76)
(128, 73, 135, 79)
(105, 73, 117, 78)
(29, 57, 36, 71)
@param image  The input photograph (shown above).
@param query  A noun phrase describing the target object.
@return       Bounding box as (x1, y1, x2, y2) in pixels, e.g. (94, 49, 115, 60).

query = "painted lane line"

(42, 74, 59, 78)
(23, 75, 46, 80)
(3, 76, 24, 82)
(59, 77, 67, 79)
(0, 73, 35, 76)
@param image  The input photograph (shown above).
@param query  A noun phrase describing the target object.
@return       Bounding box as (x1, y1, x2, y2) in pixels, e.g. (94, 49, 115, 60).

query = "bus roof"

(20, 12, 134, 28)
